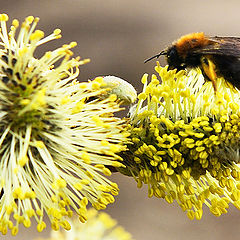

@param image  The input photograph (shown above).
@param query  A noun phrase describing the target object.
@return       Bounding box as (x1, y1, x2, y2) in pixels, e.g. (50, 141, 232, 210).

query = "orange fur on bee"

(175, 32, 212, 56)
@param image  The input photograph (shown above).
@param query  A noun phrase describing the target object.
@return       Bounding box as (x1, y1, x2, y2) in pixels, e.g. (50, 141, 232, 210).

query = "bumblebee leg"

(200, 56, 217, 92)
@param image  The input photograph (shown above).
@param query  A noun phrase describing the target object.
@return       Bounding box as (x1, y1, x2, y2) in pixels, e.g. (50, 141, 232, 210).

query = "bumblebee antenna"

(144, 50, 167, 63)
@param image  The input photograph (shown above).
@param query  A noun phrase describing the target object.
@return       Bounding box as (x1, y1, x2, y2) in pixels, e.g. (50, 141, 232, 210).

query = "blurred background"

(2, 0, 240, 239)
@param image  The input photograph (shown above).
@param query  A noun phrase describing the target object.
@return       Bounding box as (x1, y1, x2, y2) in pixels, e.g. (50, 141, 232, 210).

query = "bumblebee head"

(144, 45, 185, 71)
(166, 46, 186, 71)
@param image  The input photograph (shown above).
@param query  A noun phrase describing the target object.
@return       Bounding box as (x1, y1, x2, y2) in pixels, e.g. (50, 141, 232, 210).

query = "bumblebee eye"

(168, 47, 177, 59)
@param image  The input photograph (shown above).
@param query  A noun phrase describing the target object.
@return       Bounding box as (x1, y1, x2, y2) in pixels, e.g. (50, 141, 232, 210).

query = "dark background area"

(2, 1, 240, 239)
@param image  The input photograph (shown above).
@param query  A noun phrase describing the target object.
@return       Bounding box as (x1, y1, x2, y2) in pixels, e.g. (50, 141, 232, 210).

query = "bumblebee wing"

(192, 37, 240, 57)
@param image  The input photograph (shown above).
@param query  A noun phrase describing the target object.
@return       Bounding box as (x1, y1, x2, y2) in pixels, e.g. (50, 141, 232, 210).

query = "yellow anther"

(53, 28, 61, 35)
(25, 16, 34, 24)
(0, 14, 9, 21)
(81, 152, 91, 164)
(18, 155, 29, 167)
(30, 30, 44, 41)
(138, 92, 147, 100)
(108, 94, 117, 102)
(35, 141, 45, 148)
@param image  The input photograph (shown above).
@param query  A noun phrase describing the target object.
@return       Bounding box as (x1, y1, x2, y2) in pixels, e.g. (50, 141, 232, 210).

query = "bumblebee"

(144, 32, 240, 91)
